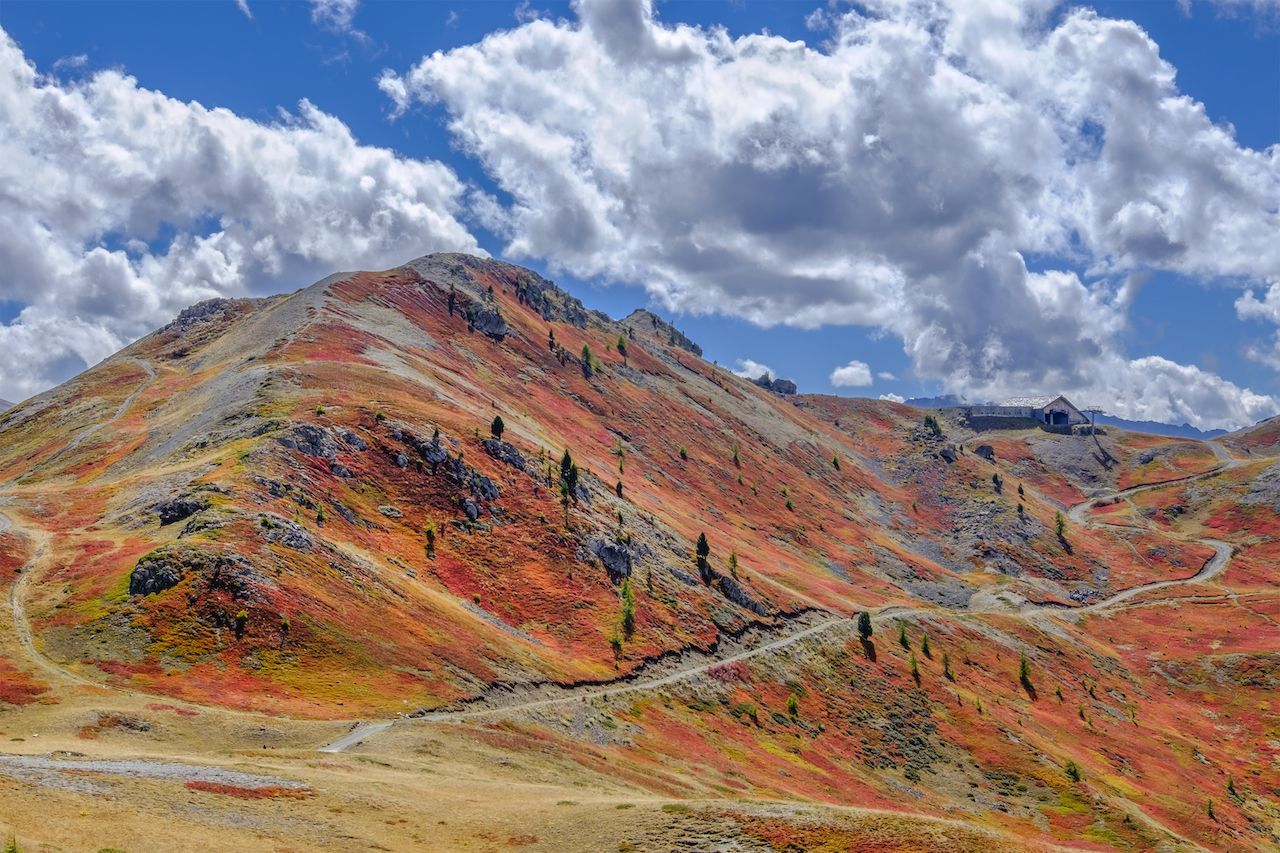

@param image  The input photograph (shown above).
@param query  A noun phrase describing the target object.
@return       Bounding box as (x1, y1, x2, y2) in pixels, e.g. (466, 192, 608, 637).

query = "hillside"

(0, 254, 1276, 851)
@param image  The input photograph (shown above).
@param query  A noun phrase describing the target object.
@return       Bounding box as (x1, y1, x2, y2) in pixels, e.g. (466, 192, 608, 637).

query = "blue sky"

(0, 0, 1277, 427)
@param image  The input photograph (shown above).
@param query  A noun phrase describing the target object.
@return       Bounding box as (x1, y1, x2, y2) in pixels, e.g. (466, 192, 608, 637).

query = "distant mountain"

(1092, 414, 1225, 440)
(905, 395, 1226, 439)
(0, 398, 13, 412)
(904, 394, 973, 409)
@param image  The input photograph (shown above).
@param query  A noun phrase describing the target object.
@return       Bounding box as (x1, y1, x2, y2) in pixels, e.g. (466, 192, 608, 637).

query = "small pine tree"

(1055, 510, 1067, 540)
(1019, 654, 1034, 694)
(786, 692, 799, 718)
(857, 611, 873, 640)
(425, 521, 437, 558)
(731, 443, 740, 468)
(234, 609, 248, 640)
(678, 445, 688, 461)
(1227, 776, 1237, 797)
(316, 504, 326, 526)
(728, 551, 739, 579)
(490, 415, 505, 440)
(920, 633, 932, 659)
(943, 652, 954, 681)
(620, 578, 636, 638)
(898, 620, 909, 649)
(909, 651, 920, 683)
(615, 480, 624, 498)
(616, 334, 628, 366)
(1065, 760, 1081, 783)
(1207, 799, 1217, 821)
(278, 614, 290, 650)
(1017, 483, 1024, 497)
(3, 835, 17, 853)
(832, 454, 841, 471)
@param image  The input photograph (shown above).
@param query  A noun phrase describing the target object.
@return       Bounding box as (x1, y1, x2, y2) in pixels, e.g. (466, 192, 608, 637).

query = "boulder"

(155, 495, 208, 526)
(467, 302, 508, 340)
(379, 505, 403, 518)
(278, 424, 338, 459)
(974, 445, 995, 462)
(262, 518, 314, 552)
(460, 497, 481, 522)
(589, 540, 633, 584)
(340, 430, 368, 451)
(939, 446, 957, 464)
(482, 438, 526, 471)
(129, 554, 185, 595)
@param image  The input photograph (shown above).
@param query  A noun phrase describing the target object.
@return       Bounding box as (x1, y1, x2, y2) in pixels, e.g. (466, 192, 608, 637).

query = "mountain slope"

(0, 253, 1276, 850)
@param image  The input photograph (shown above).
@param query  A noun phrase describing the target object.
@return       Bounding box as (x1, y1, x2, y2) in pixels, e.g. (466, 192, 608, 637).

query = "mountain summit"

(0, 254, 1275, 849)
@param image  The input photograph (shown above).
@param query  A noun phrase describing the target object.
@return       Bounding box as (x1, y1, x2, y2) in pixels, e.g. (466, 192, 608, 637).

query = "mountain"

(0, 398, 12, 411)
(906, 395, 1228, 439)
(0, 253, 1275, 851)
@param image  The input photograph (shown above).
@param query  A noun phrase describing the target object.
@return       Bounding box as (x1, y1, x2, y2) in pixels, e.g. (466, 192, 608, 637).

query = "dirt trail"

(39, 356, 155, 471)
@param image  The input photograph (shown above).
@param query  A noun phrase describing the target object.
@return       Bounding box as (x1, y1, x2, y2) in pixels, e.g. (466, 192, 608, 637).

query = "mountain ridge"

(0, 252, 1276, 850)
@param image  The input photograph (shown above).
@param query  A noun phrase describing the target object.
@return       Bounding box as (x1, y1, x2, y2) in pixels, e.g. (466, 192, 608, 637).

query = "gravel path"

(0, 753, 308, 793)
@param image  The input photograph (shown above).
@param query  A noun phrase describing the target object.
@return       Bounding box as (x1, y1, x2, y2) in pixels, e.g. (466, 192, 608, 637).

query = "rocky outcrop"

(260, 516, 314, 552)
(974, 445, 995, 461)
(466, 301, 507, 341)
(155, 495, 208, 526)
(752, 374, 797, 395)
(482, 438, 526, 471)
(278, 424, 338, 459)
(588, 539, 633, 584)
(129, 546, 262, 599)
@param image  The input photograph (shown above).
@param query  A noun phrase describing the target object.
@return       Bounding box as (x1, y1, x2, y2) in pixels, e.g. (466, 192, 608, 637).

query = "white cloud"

(877, 371, 896, 381)
(51, 54, 88, 71)
(731, 358, 773, 380)
(383, 0, 1280, 429)
(879, 392, 905, 403)
(234, 0, 253, 20)
(830, 360, 873, 387)
(0, 28, 478, 403)
(310, 0, 362, 35)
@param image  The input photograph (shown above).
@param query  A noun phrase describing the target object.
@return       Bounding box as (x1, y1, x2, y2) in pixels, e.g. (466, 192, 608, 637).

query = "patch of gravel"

(0, 753, 308, 792)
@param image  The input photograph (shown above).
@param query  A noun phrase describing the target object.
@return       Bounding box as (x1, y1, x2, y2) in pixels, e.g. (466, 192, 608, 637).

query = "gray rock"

(466, 302, 507, 340)
(155, 496, 208, 526)
(378, 505, 403, 518)
(974, 445, 995, 461)
(939, 446, 957, 464)
(482, 438, 526, 471)
(715, 574, 770, 616)
(341, 430, 368, 451)
(460, 497, 481, 522)
(589, 540, 633, 584)
(262, 518, 314, 552)
(129, 554, 185, 595)
(419, 438, 449, 468)
(278, 424, 337, 459)
(394, 451, 409, 468)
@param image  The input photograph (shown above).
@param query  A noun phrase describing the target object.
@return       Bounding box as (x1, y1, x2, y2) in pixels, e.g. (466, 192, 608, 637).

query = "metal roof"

(998, 395, 1064, 409)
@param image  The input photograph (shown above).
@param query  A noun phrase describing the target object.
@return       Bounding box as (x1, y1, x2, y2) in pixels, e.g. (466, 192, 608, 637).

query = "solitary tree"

(1055, 510, 1068, 541)
(490, 415, 505, 441)
(235, 609, 248, 640)
(425, 521, 437, 559)
(1065, 760, 1081, 783)
(617, 334, 629, 366)
(909, 651, 921, 684)
(620, 578, 636, 637)
(695, 532, 711, 582)
(832, 454, 841, 471)
(898, 619, 910, 649)
(943, 651, 954, 681)
(786, 692, 800, 718)
(1019, 654, 1035, 695)
(857, 611, 873, 640)
(278, 614, 291, 650)
(920, 633, 932, 659)
(728, 551, 740, 579)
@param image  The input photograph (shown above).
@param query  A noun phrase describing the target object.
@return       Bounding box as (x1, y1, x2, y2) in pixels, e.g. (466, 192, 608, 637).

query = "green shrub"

(490, 415, 505, 440)
(1065, 760, 1081, 783)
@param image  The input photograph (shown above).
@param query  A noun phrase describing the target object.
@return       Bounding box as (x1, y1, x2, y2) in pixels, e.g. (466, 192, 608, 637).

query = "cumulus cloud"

(732, 358, 774, 380)
(0, 28, 478, 403)
(382, 0, 1280, 429)
(830, 360, 872, 387)
(878, 392, 906, 403)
